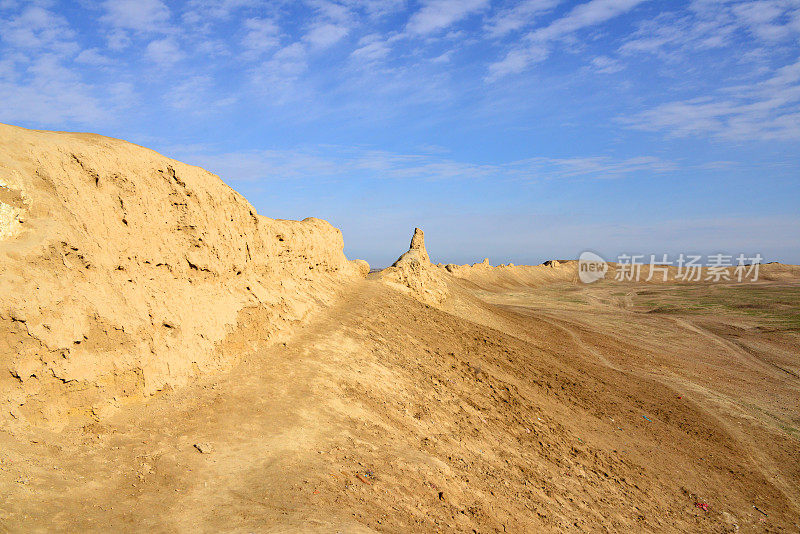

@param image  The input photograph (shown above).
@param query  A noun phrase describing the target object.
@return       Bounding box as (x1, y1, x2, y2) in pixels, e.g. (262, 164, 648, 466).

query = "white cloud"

(430, 49, 453, 63)
(620, 10, 734, 57)
(100, 0, 171, 32)
(530, 0, 647, 42)
(164, 75, 236, 111)
(509, 155, 676, 178)
(75, 48, 114, 66)
(620, 0, 800, 59)
(622, 59, 800, 140)
(165, 76, 207, 109)
(303, 0, 405, 23)
(268, 42, 308, 76)
(590, 54, 623, 73)
(241, 17, 281, 58)
(356, 0, 408, 18)
(105, 29, 131, 51)
(145, 38, 185, 66)
(173, 145, 676, 183)
(193, 38, 230, 57)
(351, 34, 392, 62)
(732, 0, 800, 41)
(485, 0, 561, 37)
(249, 43, 309, 103)
(306, 0, 352, 23)
(488, 0, 647, 79)
(0, 6, 77, 55)
(107, 81, 138, 109)
(406, 0, 489, 35)
(486, 46, 547, 80)
(183, 0, 260, 22)
(0, 55, 18, 81)
(180, 149, 345, 181)
(0, 54, 107, 125)
(304, 23, 350, 49)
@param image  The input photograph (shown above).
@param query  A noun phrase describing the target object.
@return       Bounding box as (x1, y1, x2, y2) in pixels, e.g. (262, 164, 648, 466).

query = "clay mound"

(0, 123, 367, 429)
(760, 262, 800, 281)
(377, 228, 449, 305)
(444, 259, 579, 290)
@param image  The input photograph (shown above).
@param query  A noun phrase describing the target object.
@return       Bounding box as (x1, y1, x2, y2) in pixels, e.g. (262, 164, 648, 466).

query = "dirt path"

(671, 316, 800, 382)
(1, 279, 383, 532)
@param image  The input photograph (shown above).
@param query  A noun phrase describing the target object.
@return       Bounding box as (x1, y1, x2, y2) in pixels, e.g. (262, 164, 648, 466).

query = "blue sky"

(1, 0, 799, 266)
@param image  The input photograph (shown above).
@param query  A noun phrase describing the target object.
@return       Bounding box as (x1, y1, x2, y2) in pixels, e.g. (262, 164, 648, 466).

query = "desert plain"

(0, 123, 799, 532)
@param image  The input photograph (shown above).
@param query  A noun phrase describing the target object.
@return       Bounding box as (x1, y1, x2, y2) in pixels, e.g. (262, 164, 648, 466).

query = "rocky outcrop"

(0, 123, 367, 429)
(393, 228, 430, 266)
(377, 228, 449, 305)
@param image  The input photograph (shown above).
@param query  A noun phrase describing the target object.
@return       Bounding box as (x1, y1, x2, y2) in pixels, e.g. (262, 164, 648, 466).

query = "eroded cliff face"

(0, 123, 366, 429)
